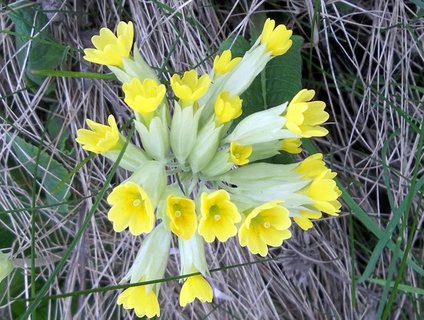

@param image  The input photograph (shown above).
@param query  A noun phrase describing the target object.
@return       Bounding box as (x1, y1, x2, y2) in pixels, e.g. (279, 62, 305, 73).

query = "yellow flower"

(198, 190, 241, 242)
(214, 91, 242, 124)
(280, 138, 302, 154)
(230, 142, 252, 165)
(75, 115, 120, 154)
(117, 285, 160, 318)
(213, 50, 241, 75)
(260, 18, 293, 56)
(83, 21, 133, 67)
(296, 153, 328, 179)
(170, 70, 211, 104)
(238, 201, 292, 257)
(166, 195, 197, 240)
(179, 274, 213, 307)
(293, 210, 322, 231)
(285, 89, 329, 138)
(306, 170, 342, 215)
(122, 78, 166, 115)
(107, 182, 155, 235)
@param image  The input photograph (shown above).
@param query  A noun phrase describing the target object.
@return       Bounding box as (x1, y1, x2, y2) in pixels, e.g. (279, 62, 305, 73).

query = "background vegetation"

(1, 0, 423, 319)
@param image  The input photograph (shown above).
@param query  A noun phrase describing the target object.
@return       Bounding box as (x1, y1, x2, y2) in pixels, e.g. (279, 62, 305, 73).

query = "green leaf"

(8, 2, 67, 90)
(9, 135, 70, 213)
(369, 278, 424, 295)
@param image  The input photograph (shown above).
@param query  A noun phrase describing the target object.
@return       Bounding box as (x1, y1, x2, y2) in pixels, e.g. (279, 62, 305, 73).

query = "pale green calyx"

(224, 103, 294, 145)
(134, 117, 169, 161)
(179, 232, 209, 277)
(121, 223, 171, 292)
(170, 102, 202, 164)
(189, 120, 224, 173)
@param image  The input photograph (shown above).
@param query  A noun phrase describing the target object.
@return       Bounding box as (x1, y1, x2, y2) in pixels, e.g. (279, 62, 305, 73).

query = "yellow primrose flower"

(260, 18, 293, 56)
(166, 195, 197, 240)
(107, 181, 154, 235)
(238, 201, 292, 257)
(75, 115, 120, 154)
(306, 169, 342, 215)
(280, 138, 302, 154)
(285, 89, 329, 138)
(117, 285, 160, 318)
(230, 142, 252, 165)
(170, 70, 211, 104)
(122, 78, 166, 115)
(296, 153, 328, 179)
(214, 91, 242, 124)
(293, 210, 322, 231)
(198, 190, 241, 242)
(83, 21, 134, 67)
(213, 50, 241, 75)
(179, 274, 213, 307)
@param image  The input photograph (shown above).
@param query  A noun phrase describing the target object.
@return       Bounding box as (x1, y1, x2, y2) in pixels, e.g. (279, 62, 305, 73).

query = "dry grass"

(1, 0, 423, 319)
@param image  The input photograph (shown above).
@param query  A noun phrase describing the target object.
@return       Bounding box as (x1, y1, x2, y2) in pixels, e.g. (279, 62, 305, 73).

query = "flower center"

(133, 199, 142, 207)
(263, 222, 271, 229)
(210, 205, 221, 221)
(175, 210, 182, 217)
(214, 214, 221, 221)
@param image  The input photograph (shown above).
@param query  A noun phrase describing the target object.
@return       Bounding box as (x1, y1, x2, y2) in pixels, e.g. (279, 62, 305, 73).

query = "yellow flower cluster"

(77, 18, 341, 318)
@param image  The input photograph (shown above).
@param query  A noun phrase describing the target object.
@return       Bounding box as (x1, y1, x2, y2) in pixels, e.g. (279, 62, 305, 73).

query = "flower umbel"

(170, 70, 211, 104)
(238, 201, 292, 257)
(198, 190, 241, 242)
(260, 18, 293, 56)
(78, 19, 342, 316)
(117, 285, 160, 318)
(166, 195, 197, 240)
(83, 21, 133, 67)
(230, 142, 252, 165)
(107, 181, 154, 235)
(123, 78, 166, 116)
(75, 115, 120, 154)
(285, 89, 329, 138)
(179, 274, 213, 307)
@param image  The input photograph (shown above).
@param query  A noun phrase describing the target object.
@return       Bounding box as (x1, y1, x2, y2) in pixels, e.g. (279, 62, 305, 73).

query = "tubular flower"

(238, 201, 292, 257)
(179, 274, 213, 307)
(305, 170, 342, 215)
(260, 18, 293, 56)
(230, 142, 252, 165)
(107, 181, 154, 235)
(123, 78, 166, 115)
(293, 210, 322, 231)
(117, 285, 160, 318)
(284, 89, 329, 138)
(83, 21, 133, 67)
(166, 195, 197, 240)
(75, 115, 120, 154)
(213, 50, 241, 75)
(214, 91, 243, 124)
(170, 70, 211, 104)
(280, 138, 302, 154)
(198, 190, 241, 242)
(296, 153, 328, 179)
